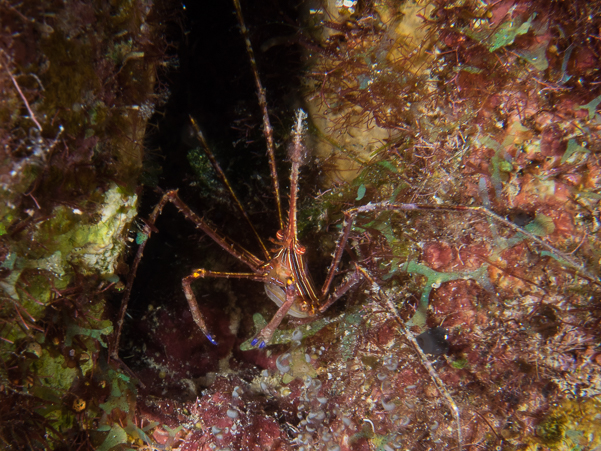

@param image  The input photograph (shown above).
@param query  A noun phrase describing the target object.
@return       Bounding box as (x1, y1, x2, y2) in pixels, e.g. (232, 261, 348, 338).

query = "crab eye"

(295, 245, 306, 255)
(276, 229, 285, 240)
(286, 277, 295, 286)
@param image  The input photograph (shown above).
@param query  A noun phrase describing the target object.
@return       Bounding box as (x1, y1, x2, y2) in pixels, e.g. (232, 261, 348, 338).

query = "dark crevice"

(120, 0, 306, 384)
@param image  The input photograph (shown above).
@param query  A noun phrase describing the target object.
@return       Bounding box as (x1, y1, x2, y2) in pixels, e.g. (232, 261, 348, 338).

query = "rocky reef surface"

(1, 0, 600, 450)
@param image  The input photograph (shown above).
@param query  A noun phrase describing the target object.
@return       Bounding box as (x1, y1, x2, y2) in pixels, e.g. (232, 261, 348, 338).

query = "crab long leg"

(320, 200, 598, 303)
(321, 212, 355, 298)
(251, 278, 298, 349)
(356, 266, 463, 451)
(112, 189, 265, 360)
(318, 263, 363, 314)
(111, 225, 144, 362)
(182, 268, 276, 345)
(160, 190, 264, 270)
(352, 202, 598, 283)
(232, 0, 284, 230)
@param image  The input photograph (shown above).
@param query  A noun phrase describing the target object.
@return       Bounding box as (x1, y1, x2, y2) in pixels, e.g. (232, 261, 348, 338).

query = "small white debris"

(232, 386, 242, 398)
(276, 353, 291, 374)
(381, 397, 396, 411)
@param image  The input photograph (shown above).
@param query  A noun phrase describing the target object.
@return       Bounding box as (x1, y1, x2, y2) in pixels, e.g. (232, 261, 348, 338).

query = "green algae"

(576, 94, 601, 120)
(96, 424, 129, 451)
(240, 313, 339, 351)
(64, 322, 113, 348)
(517, 43, 550, 71)
(402, 262, 491, 330)
(34, 354, 79, 395)
(96, 419, 164, 451)
(524, 214, 555, 237)
(355, 183, 367, 201)
(561, 139, 590, 164)
(464, 13, 536, 53)
(473, 121, 529, 199)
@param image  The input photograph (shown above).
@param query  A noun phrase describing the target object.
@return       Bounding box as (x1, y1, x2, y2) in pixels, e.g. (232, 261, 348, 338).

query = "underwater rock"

(53, 0, 601, 449)
(0, 0, 165, 447)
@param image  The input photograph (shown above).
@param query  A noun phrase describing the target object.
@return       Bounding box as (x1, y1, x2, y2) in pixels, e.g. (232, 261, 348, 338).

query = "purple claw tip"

(206, 334, 218, 345)
(259, 341, 266, 349)
(251, 338, 259, 347)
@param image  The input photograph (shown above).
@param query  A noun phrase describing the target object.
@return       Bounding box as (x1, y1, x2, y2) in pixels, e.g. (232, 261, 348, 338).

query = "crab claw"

(251, 278, 299, 349)
(250, 336, 267, 349)
(205, 333, 218, 346)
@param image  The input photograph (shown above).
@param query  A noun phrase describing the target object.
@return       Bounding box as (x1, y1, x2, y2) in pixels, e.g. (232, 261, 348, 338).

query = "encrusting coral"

(0, 0, 166, 448)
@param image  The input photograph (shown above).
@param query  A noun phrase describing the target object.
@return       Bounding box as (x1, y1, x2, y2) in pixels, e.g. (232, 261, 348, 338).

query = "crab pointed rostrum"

(251, 110, 321, 347)
(286, 109, 308, 248)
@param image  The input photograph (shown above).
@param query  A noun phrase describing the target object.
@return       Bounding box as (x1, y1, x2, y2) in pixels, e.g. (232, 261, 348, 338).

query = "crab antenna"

(232, 0, 284, 231)
(190, 117, 271, 260)
(287, 110, 307, 243)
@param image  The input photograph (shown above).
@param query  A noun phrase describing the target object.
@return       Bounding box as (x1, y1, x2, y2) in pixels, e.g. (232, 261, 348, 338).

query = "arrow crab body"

(176, 110, 363, 349)
(111, 3, 365, 353)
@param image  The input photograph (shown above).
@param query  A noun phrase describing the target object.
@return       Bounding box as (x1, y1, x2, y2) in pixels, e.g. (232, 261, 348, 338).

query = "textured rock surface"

(2, 0, 600, 449)
(127, 1, 601, 449)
